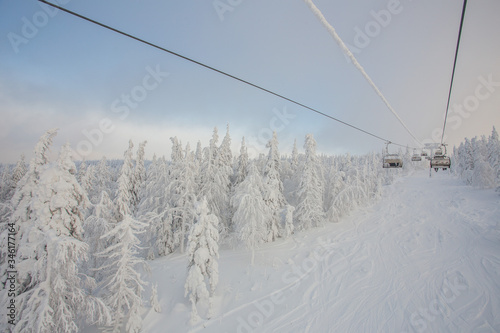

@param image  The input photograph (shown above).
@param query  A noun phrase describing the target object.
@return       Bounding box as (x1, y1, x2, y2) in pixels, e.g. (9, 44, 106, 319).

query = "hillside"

(139, 170, 500, 332)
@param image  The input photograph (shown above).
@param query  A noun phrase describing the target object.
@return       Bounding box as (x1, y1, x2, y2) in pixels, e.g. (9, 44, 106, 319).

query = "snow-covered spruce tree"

(215, 125, 233, 235)
(137, 155, 162, 258)
(262, 132, 287, 241)
(82, 190, 115, 283)
(139, 156, 174, 258)
(12, 154, 27, 185)
(167, 136, 184, 250)
(167, 137, 198, 253)
(232, 137, 249, 188)
(199, 127, 231, 238)
(231, 162, 270, 264)
(115, 140, 135, 221)
(95, 156, 113, 199)
(462, 138, 475, 185)
(0, 166, 11, 236)
(97, 214, 148, 333)
(471, 157, 496, 188)
(281, 139, 299, 183)
(281, 205, 295, 238)
(1, 129, 58, 305)
(487, 127, 500, 187)
(132, 140, 147, 213)
(77, 159, 87, 186)
(0, 167, 11, 204)
(325, 160, 346, 222)
(294, 134, 325, 231)
(283, 139, 301, 208)
(184, 198, 219, 323)
(199, 128, 218, 201)
(471, 136, 496, 189)
(454, 142, 467, 180)
(99, 143, 149, 332)
(80, 163, 96, 205)
(291, 139, 299, 175)
(4, 154, 27, 202)
(13, 143, 111, 333)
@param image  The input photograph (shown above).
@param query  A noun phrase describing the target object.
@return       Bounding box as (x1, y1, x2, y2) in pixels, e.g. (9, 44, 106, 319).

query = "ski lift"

(430, 144, 451, 172)
(421, 150, 428, 157)
(411, 149, 422, 162)
(383, 142, 403, 168)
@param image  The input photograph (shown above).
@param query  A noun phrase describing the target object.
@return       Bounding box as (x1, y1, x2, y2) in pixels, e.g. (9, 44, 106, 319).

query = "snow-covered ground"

(142, 170, 500, 332)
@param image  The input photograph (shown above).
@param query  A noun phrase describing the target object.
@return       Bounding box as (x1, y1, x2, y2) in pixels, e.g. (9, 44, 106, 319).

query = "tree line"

(0, 126, 414, 331)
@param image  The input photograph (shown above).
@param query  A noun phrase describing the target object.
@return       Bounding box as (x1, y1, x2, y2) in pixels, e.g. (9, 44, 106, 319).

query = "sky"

(1, 0, 499, 163)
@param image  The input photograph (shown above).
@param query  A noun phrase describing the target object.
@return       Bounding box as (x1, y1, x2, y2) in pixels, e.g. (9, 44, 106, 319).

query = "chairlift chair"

(382, 143, 403, 168)
(430, 144, 451, 172)
(411, 149, 422, 161)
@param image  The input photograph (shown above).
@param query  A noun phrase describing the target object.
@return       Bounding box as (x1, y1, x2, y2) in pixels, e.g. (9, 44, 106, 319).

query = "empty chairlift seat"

(411, 150, 422, 161)
(383, 154, 403, 168)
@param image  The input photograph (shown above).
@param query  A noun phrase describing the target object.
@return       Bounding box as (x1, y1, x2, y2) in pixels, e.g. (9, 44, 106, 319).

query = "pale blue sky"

(1, 0, 499, 163)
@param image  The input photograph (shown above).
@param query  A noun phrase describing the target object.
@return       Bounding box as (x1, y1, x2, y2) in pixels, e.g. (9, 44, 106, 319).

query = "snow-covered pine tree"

(294, 134, 325, 231)
(231, 162, 269, 264)
(262, 132, 287, 241)
(184, 198, 219, 323)
(14, 143, 111, 332)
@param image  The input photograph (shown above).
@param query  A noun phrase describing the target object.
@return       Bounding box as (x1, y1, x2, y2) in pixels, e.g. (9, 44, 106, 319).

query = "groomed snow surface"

(141, 170, 500, 332)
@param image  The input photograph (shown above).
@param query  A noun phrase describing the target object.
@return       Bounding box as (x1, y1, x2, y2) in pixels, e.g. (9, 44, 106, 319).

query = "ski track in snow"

(139, 171, 500, 333)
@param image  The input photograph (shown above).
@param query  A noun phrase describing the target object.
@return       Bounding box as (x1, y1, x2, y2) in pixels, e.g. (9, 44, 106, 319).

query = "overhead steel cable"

(441, 0, 468, 145)
(38, 0, 418, 150)
(302, 0, 423, 147)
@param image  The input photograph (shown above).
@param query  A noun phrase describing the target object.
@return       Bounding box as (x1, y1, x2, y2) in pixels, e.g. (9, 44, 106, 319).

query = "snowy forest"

(0, 126, 498, 332)
(452, 127, 500, 189)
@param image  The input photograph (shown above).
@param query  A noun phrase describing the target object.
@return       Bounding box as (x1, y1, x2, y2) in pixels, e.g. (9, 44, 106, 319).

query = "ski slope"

(142, 170, 500, 332)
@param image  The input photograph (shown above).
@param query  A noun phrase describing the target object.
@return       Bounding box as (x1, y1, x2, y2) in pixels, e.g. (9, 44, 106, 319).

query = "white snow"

(140, 170, 500, 332)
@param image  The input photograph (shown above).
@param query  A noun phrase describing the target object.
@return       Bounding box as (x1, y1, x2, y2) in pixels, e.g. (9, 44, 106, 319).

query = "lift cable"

(303, 0, 423, 147)
(441, 0, 468, 145)
(38, 0, 419, 150)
